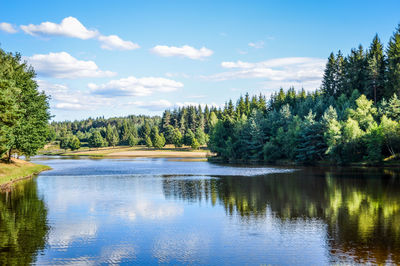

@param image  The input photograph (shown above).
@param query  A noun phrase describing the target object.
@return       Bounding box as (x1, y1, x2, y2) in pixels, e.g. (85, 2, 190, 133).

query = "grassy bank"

(0, 158, 51, 189)
(40, 145, 214, 158)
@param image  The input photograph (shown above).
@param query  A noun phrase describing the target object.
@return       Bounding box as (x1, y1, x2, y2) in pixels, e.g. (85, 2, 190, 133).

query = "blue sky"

(1, 0, 399, 121)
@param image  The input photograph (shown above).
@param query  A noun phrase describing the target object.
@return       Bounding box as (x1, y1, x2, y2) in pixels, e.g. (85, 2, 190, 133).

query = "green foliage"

(153, 133, 166, 149)
(163, 125, 175, 144)
(127, 134, 138, 147)
(88, 131, 104, 148)
(69, 136, 81, 151)
(190, 138, 200, 150)
(106, 124, 119, 147)
(145, 135, 152, 148)
(386, 25, 400, 98)
(183, 129, 195, 146)
(0, 180, 49, 265)
(195, 128, 207, 145)
(172, 128, 183, 148)
(0, 48, 51, 160)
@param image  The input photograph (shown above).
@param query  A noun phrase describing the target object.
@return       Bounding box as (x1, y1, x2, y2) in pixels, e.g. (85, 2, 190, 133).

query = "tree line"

(208, 25, 400, 164)
(51, 96, 265, 151)
(0, 48, 51, 161)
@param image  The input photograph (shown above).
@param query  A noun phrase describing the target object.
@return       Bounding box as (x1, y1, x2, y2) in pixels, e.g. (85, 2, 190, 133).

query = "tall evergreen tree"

(367, 34, 386, 103)
(322, 53, 337, 96)
(386, 24, 400, 97)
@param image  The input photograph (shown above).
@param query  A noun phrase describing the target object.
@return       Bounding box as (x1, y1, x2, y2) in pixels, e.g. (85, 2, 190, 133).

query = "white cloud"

(152, 232, 210, 263)
(37, 80, 114, 111)
(90, 76, 183, 97)
(204, 57, 326, 90)
(20, 17, 139, 51)
(98, 34, 140, 50)
(28, 52, 116, 79)
(151, 45, 213, 60)
(20, 16, 98, 39)
(248, 41, 264, 49)
(47, 219, 97, 248)
(0, 22, 17, 33)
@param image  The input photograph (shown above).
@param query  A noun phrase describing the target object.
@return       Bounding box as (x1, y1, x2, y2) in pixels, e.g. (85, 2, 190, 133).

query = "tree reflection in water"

(0, 179, 49, 265)
(162, 167, 400, 264)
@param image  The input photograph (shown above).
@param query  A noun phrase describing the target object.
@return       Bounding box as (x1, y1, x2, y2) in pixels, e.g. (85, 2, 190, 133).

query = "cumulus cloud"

(20, 16, 98, 39)
(37, 80, 113, 111)
(98, 34, 140, 50)
(0, 22, 17, 33)
(28, 52, 116, 79)
(151, 45, 213, 60)
(20, 16, 138, 50)
(204, 57, 326, 90)
(90, 76, 183, 97)
(248, 41, 264, 49)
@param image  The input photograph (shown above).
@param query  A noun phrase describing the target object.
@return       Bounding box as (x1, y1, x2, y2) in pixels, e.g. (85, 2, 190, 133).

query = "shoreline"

(41, 146, 214, 158)
(207, 157, 400, 168)
(0, 159, 51, 192)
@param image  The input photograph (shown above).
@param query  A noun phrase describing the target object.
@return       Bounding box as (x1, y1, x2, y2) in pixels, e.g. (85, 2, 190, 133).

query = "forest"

(2, 24, 400, 165)
(51, 25, 400, 165)
(207, 25, 400, 164)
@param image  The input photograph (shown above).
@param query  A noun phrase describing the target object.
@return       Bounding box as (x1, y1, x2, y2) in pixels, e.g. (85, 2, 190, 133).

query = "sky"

(1, 0, 399, 121)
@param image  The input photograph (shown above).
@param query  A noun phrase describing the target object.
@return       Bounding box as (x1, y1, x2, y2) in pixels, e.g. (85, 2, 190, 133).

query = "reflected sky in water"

(2, 157, 400, 265)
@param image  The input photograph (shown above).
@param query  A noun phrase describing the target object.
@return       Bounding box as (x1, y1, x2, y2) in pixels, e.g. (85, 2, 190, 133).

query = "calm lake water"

(1, 157, 400, 265)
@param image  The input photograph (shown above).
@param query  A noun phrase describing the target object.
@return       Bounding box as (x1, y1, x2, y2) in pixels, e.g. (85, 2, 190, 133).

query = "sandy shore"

(108, 150, 210, 157)
(55, 146, 214, 158)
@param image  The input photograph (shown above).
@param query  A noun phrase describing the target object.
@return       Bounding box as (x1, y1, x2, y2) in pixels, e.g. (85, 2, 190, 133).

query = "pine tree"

(163, 125, 175, 144)
(183, 129, 195, 146)
(153, 133, 166, 149)
(244, 93, 250, 115)
(322, 53, 336, 96)
(335, 51, 346, 96)
(191, 138, 200, 150)
(145, 135, 153, 148)
(344, 45, 368, 96)
(89, 131, 104, 149)
(172, 128, 183, 147)
(367, 34, 386, 103)
(195, 128, 207, 145)
(385, 94, 400, 121)
(161, 110, 171, 132)
(128, 134, 138, 147)
(295, 111, 327, 163)
(386, 24, 400, 97)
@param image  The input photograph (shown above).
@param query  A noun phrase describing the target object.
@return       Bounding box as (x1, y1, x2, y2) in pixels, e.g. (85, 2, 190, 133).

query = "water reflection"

(2, 157, 400, 264)
(0, 179, 48, 265)
(162, 167, 400, 264)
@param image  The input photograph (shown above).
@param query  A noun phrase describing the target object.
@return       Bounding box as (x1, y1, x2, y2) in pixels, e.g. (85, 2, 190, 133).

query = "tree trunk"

(7, 148, 12, 163)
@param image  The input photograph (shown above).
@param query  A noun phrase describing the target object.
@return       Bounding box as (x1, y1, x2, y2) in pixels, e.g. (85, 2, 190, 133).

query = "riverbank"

(41, 145, 214, 158)
(208, 156, 400, 167)
(0, 158, 51, 191)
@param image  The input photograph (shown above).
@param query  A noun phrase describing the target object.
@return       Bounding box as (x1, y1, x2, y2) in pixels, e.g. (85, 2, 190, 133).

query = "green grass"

(0, 159, 51, 186)
(40, 144, 211, 157)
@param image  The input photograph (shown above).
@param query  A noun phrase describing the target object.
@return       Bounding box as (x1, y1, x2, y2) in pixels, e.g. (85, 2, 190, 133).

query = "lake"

(1, 157, 400, 265)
